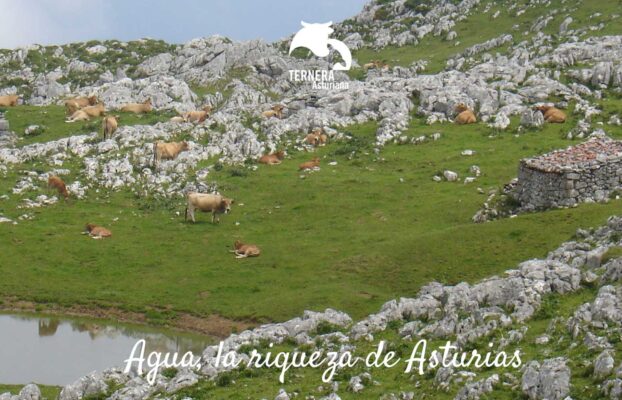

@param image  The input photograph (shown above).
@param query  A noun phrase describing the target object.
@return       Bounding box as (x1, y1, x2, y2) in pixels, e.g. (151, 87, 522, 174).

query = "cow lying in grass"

(363, 60, 389, 71)
(66, 103, 106, 122)
(65, 95, 97, 108)
(535, 105, 566, 123)
(153, 141, 189, 167)
(299, 156, 320, 171)
(84, 223, 112, 239)
(0, 94, 19, 107)
(262, 104, 284, 119)
(102, 116, 118, 140)
(64, 96, 97, 115)
(48, 175, 69, 199)
(184, 105, 212, 123)
(305, 128, 328, 147)
(231, 240, 260, 258)
(259, 150, 285, 165)
(305, 132, 320, 146)
(454, 103, 477, 124)
(121, 99, 152, 114)
(185, 193, 234, 223)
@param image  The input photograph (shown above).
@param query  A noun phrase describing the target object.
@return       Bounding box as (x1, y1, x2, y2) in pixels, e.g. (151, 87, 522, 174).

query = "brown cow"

(102, 115, 118, 140)
(454, 103, 477, 124)
(153, 141, 189, 166)
(65, 110, 91, 123)
(85, 223, 112, 239)
(82, 103, 106, 118)
(121, 99, 152, 114)
(65, 96, 97, 108)
(535, 105, 566, 123)
(262, 104, 284, 119)
(0, 94, 19, 107)
(305, 131, 320, 146)
(363, 60, 389, 71)
(48, 175, 69, 199)
(65, 101, 81, 116)
(231, 240, 261, 258)
(184, 105, 212, 123)
(170, 116, 187, 123)
(305, 128, 327, 147)
(299, 156, 320, 171)
(185, 193, 234, 223)
(258, 150, 285, 165)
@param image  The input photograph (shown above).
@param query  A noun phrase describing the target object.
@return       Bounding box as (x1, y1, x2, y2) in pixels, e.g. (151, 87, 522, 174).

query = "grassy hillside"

(1, 98, 621, 330)
(353, 0, 622, 73)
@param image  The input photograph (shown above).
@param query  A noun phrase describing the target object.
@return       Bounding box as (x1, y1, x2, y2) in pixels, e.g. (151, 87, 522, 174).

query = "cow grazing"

(299, 156, 320, 171)
(153, 141, 189, 166)
(185, 193, 234, 223)
(535, 105, 566, 123)
(48, 175, 69, 199)
(258, 150, 285, 165)
(102, 115, 118, 140)
(121, 99, 152, 114)
(231, 240, 261, 258)
(262, 104, 284, 119)
(454, 103, 477, 124)
(85, 223, 112, 239)
(184, 105, 212, 123)
(0, 94, 19, 107)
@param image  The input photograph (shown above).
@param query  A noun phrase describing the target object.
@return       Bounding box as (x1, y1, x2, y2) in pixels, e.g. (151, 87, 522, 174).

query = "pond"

(0, 313, 212, 386)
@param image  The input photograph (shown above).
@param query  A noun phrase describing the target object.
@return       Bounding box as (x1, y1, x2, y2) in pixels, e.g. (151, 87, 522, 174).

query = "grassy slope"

(353, 0, 622, 73)
(2, 105, 176, 147)
(1, 100, 621, 326)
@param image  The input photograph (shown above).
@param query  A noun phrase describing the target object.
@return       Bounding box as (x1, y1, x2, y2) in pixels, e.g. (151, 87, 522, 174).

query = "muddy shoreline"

(0, 297, 256, 338)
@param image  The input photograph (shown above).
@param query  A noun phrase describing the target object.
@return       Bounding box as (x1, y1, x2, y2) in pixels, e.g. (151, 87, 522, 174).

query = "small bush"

(373, 7, 390, 21)
(215, 372, 233, 387)
(534, 296, 560, 320)
(314, 321, 342, 335)
(229, 168, 248, 178)
(161, 367, 178, 379)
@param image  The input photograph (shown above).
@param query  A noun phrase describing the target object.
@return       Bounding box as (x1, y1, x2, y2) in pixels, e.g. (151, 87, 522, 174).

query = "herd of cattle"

(0, 93, 333, 257)
(1, 92, 567, 255)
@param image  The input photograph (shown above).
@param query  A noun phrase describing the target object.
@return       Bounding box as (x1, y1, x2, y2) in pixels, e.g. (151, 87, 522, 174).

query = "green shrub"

(373, 7, 390, 21)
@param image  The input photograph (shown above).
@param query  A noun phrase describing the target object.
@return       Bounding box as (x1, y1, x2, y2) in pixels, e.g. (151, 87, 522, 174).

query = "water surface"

(0, 313, 211, 385)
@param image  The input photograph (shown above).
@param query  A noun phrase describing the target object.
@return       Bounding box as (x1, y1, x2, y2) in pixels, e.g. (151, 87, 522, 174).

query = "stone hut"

(516, 136, 622, 210)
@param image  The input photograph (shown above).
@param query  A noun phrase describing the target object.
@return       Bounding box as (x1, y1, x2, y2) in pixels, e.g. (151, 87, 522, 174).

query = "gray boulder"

(594, 351, 616, 380)
(521, 358, 571, 400)
(520, 109, 544, 129)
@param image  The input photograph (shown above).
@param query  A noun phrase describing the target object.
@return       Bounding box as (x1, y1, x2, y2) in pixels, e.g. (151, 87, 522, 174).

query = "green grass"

(1, 99, 621, 326)
(0, 384, 61, 399)
(351, 0, 622, 74)
(1, 105, 176, 147)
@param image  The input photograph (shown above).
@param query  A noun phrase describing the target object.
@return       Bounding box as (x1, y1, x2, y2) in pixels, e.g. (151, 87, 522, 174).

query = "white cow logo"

(289, 21, 352, 71)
